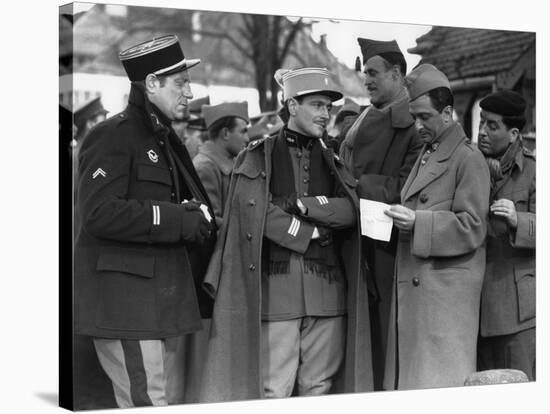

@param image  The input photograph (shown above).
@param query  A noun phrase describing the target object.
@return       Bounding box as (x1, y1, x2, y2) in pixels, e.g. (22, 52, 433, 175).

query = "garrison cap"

(357, 38, 403, 64)
(74, 97, 108, 130)
(119, 35, 200, 82)
(405, 64, 451, 101)
(202, 102, 249, 129)
(274, 67, 343, 102)
(480, 90, 526, 116)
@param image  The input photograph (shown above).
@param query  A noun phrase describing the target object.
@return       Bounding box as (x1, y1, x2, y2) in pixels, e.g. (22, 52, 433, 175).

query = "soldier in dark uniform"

(476, 90, 536, 380)
(74, 34, 216, 407)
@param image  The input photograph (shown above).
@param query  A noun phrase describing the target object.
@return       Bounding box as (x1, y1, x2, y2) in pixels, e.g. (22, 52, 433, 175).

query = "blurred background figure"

(327, 97, 360, 149)
(73, 96, 109, 142)
(193, 102, 250, 227)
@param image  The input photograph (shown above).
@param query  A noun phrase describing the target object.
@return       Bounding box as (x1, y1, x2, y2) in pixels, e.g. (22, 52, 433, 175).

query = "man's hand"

(490, 198, 518, 229)
(384, 204, 416, 231)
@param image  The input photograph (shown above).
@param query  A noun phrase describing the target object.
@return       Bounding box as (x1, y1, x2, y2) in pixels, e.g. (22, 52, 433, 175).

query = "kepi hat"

(74, 97, 108, 131)
(405, 63, 451, 101)
(119, 35, 200, 82)
(202, 102, 249, 129)
(274, 67, 343, 102)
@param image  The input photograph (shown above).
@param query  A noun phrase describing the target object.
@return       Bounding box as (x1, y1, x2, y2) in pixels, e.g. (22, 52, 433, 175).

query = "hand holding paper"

(360, 199, 393, 242)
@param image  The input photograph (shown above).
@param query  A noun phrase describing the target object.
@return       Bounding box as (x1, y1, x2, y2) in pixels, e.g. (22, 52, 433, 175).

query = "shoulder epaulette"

(247, 136, 267, 150)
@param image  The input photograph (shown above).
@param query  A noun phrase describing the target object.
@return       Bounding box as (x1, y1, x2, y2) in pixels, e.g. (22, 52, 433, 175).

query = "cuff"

(149, 201, 183, 243)
(412, 210, 433, 258)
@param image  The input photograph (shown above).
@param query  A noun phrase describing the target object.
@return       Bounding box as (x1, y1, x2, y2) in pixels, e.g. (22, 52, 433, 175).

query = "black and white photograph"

(4, 0, 547, 413)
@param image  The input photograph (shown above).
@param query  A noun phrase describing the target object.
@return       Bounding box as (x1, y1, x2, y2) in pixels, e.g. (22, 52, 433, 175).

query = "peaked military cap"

(357, 38, 403, 64)
(274, 67, 343, 102)
(405, 64, 451, 101)
(119, 35, 200, 82)
(480, 90, 526, 116)
(74, 97, 108, 130)
(202, 102, 249, 129)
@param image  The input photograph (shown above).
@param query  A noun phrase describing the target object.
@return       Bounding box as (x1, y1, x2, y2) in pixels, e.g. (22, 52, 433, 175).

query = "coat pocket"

(514, 264, 535, 322)
(137, 164, 172, 186)
(95, 249, 158, 331)
(97, 249, 155, 278)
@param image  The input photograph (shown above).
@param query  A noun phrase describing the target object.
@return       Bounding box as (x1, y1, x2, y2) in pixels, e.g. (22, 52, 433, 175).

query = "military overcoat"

(198, 131, 374, 402)
(384, 123, 490, 390)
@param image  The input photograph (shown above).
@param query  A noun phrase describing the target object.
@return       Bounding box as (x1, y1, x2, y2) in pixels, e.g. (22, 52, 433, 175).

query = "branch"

(277, 18, 303, 65)
(198, 29, 253, 60)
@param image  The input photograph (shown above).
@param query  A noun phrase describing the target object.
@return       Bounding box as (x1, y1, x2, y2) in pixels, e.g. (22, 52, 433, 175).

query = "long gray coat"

(384, 123, 490, 390)
(198, 133, 374, 402)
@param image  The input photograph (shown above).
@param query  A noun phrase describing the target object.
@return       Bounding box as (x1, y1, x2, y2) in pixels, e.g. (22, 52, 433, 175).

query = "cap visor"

(154, 58, 201, 76)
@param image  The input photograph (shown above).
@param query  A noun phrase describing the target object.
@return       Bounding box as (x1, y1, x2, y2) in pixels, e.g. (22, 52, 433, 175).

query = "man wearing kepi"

(200, 68, 373, 401)
(476, 90, 536, 380)
(74, 35, 216, 407)
(384, 64, 490, 390)
(193, 102, 250, 228)
(339, 38, 422, 389)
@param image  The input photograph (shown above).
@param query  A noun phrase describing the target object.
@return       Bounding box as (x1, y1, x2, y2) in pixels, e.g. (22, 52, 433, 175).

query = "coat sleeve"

(510, 174, 536, 249)
(299, 196, 355, 228)
(264, 202, 315, 254)
(357, 132, 423, 203)
(412, 149, 490, 258)
(78, 123, 186, 244)
(194, 157, 224, 228)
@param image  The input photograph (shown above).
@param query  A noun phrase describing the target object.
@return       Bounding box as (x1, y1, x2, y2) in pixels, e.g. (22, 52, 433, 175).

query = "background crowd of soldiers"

(66, 32, 535, 410)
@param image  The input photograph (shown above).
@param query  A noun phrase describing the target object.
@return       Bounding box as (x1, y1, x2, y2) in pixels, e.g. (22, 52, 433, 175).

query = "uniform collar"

(388, 91, 415, 128)
(198, 140, 234, 175)
(429, 122, 466, 162)
(128, 83, 172, 136)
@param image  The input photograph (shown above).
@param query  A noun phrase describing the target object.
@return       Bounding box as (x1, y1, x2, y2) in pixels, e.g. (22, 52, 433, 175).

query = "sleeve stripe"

(316, 196, 329, 205)
(288, 217, 300, 237)
(153, 205, 160, 226)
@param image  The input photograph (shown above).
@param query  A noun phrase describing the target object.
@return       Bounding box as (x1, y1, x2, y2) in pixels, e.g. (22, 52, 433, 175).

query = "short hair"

(427, 87, 454, 113)
(208, 116, 239, 139)
(378, 52, 407, 76)
(501, 114, 526, 132)
(132, 74, 168, 89)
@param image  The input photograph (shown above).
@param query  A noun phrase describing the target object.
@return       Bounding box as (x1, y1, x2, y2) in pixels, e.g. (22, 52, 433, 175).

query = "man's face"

(289, 94, 332, 138)
(477, 109, 516, 156)
(363, 55, 400, 107)
(409, 94, 449, 144)
(225, 117, 249, 157)
(149, 71, 193, 121)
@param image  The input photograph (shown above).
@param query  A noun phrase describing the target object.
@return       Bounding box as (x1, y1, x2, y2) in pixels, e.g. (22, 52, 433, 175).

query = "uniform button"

(171, 192, 176, 199)
(419, 193, 428, 203)
(303, 178, 309, 184)
(169, 167, 173, 172)
(303, 192, 309, 197)
(248, 199, 256, 206)
(249, 264, 256, 271)
(296, 152, 302, 158)
(421, 159, 426, 165)
(260, 171, 266, 178)
(159, 140, 165, 146)
(246, 233, 252, 240)
(304, 165, 309, 171)
(412, 277, 420, 287)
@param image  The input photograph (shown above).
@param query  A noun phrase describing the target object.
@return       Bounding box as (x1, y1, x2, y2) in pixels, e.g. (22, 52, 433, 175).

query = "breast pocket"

(135, 164, 173, 200)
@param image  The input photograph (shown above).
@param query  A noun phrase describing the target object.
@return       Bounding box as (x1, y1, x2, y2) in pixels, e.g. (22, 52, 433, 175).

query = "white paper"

(360, 199, 393, 242)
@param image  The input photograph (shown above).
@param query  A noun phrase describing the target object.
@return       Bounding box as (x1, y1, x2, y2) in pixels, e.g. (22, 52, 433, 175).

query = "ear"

(442, 105, 453, 123)
(508, 127, 520, 143)
(288, 99, 298, 117)
(145, 73, 159, 93)
(391, 65, 401, 80)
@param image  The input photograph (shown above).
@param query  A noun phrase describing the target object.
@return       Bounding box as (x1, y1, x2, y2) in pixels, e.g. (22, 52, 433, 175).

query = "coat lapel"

(402, 123, 464, 202)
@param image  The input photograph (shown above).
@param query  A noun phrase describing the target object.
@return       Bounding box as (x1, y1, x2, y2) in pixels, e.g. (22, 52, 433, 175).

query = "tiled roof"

(408, 27, 535, 81)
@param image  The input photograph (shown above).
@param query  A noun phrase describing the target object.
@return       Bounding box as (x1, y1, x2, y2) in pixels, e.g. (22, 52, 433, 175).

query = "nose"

(415, 118, 423, 130)
(183, 84, 193, 100)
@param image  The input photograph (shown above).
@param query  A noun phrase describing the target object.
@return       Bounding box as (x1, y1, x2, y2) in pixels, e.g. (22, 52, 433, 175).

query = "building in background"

(408, 27, 535, 149)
